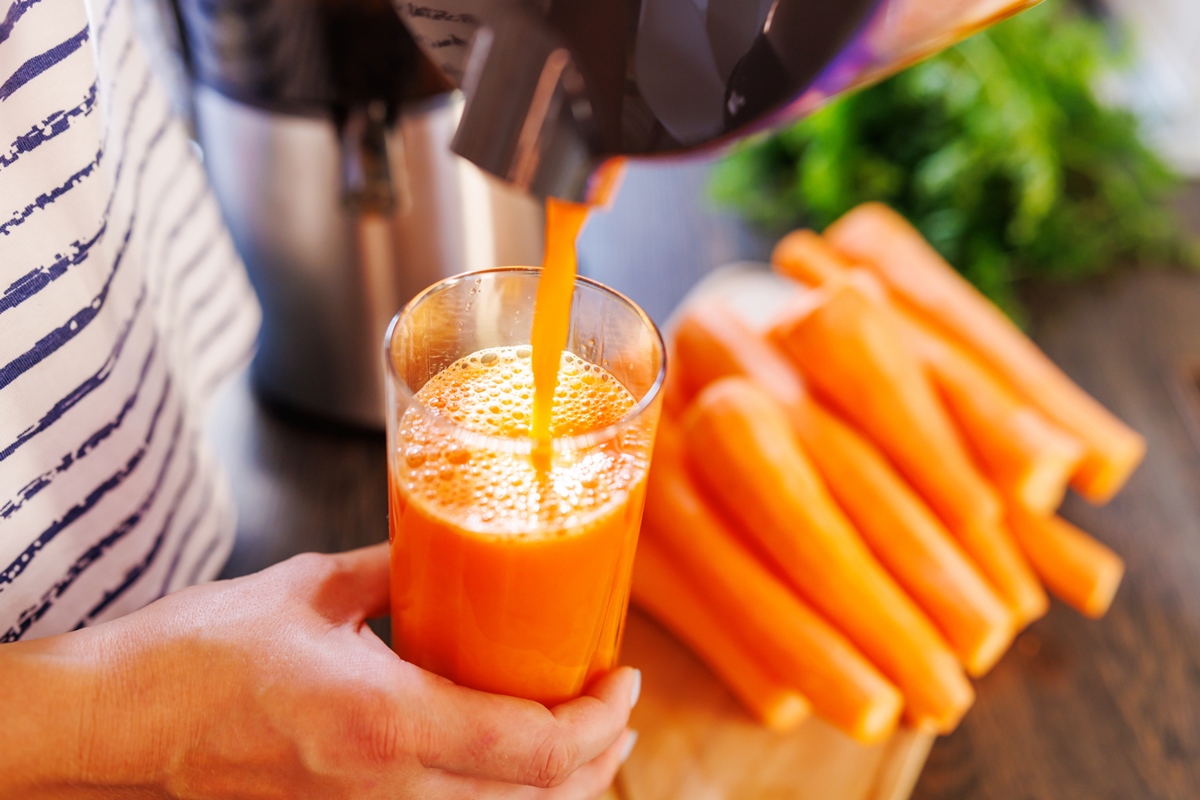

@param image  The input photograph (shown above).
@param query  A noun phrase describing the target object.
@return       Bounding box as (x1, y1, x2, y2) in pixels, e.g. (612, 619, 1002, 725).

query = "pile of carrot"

(632, 202, 1139, 741)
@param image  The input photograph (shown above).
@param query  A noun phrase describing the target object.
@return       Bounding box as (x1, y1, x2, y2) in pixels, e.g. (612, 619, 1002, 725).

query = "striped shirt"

(0, 0, 259, 640)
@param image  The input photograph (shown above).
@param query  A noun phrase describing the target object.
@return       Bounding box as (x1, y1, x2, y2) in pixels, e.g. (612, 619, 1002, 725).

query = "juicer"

(169, 0, 1037, 426)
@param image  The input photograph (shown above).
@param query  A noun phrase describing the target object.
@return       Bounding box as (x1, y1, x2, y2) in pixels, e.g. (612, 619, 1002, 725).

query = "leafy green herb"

(710, 0, 1198, 320)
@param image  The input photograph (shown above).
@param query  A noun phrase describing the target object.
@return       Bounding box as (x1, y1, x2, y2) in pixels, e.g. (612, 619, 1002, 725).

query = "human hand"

(0, 544, 639, 799)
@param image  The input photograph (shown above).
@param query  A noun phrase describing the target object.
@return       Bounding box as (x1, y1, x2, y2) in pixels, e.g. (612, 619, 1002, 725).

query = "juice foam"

(398, 346, 650, 537)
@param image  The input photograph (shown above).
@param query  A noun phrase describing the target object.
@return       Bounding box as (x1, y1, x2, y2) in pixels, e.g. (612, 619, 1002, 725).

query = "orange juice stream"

(532, 156, 627, 442)
(530, 199, 590, 444)
(390, 167, 653, 706)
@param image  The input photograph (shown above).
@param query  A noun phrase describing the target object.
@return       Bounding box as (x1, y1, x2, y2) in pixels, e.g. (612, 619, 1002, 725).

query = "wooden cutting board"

(604, 609, 934, 800)
(602, 265, 936, 800)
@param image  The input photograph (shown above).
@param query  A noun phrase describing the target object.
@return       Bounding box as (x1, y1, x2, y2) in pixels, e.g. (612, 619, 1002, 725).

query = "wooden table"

(212, 163, 1200, 799)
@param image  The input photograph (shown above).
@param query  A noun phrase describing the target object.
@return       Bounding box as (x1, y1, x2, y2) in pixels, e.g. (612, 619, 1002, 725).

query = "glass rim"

(383, 266, 667, 454)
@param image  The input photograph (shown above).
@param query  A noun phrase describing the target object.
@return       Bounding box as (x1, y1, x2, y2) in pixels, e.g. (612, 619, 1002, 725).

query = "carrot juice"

(388, 346, 655, 704)
(384, 189, 663, 705)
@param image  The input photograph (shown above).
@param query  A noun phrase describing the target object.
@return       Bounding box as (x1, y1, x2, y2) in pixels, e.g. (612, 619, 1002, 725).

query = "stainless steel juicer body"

(172, 0, 541, 427)
(195, 89, 541, 426)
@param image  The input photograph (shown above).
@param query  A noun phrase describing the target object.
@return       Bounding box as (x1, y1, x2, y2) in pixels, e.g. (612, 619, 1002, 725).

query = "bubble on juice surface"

(411, 347, 635, 439)
(396, 346, 651, 537)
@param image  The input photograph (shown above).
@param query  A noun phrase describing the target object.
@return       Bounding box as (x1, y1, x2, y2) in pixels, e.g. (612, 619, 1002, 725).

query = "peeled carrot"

(769, 281, 1000, 531)
(798, 407, 1023, 675)
(772, 229, 850, 286)
(674, 303, 1016, 676)
(955, 517, 1049, 626)
(675, 300, 809, 409)
(682, 379, 974, 732)
(1008, 508, 1125, 619)
(770, 285, 1048, 624)
(643, 421, 902, 742)
(901, 315, 1086, 515)
(660, 343, 688, 418)
(824, 202, 1146, 502)
(632, 536, 812, 732)
(770, 236, 1087, 517)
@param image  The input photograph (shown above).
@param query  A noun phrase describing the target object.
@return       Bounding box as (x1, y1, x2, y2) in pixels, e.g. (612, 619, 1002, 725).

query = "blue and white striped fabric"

(0, 0, 259, 641)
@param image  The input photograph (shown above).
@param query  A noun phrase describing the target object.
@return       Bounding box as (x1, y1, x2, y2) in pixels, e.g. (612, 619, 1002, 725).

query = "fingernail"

(629, 669, 642, 709)
(619, 730, 639, 765)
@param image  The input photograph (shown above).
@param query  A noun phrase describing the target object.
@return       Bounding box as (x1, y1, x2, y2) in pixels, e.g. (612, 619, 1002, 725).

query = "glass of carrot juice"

(383, 267, 665, 706)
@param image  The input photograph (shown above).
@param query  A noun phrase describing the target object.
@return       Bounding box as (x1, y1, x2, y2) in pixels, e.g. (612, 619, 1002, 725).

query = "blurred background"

(134, 0, 1200, 330)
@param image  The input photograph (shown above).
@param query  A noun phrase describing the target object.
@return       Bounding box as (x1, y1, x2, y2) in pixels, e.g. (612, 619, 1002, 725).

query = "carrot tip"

(763, 693, 813, 733)
(1014, 584, 1052, 628)
(1071, 445, 1146, 505)
(850, 692, 905, 745)
(904, 690, 974, 736)
(1012, 460, 1076, 517)
(1079, 558, 1125, 619)
(962, 619, 1019, 678)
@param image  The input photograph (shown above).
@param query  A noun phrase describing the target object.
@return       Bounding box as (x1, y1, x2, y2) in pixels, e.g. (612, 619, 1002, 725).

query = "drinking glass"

(384, 267, 665, 706)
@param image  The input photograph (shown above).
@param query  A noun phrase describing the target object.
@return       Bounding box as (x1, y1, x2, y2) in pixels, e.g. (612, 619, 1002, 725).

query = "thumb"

(316, 542, 392, 621)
